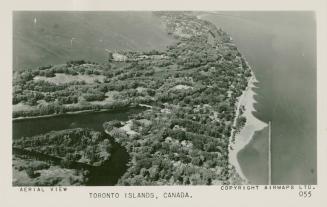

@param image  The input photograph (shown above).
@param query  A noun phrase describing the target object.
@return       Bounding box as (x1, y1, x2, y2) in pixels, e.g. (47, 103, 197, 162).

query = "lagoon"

(12, 108, 143, 185)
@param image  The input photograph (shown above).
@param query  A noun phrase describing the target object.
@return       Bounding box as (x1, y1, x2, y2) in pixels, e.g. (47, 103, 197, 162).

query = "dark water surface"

(204, 12, 316, 184)
(13, 108, 142, 140)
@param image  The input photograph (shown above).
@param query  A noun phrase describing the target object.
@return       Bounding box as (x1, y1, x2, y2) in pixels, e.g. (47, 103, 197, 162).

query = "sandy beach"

(229, 72, 268, 183)
(198, 12, 267, 183)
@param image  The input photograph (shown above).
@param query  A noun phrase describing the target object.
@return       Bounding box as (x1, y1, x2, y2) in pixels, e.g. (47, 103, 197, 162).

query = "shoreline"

(12, 105, 143, 121)
(228, 71, 268, 184)
(13, 109, 98, 121)
(198, 12, 266, 184)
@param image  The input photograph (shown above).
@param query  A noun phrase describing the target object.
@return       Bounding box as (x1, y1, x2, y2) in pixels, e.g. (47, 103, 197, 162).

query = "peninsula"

(13, 11, 253, 185)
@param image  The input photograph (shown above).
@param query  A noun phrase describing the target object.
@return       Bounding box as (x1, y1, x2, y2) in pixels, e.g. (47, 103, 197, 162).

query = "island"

(13, 11, 253, 185)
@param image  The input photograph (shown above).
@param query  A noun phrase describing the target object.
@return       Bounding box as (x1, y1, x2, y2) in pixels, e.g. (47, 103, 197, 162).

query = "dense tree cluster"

(235, 116, 247, 134)
(14, 128, 113, 166)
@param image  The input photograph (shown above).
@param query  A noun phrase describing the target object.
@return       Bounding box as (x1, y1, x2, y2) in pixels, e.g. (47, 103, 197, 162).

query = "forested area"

(14, 128, 113, 166)
(102, 12, 251, 185)
(13, 12, 250, 185)
(13, 128, 115, 186)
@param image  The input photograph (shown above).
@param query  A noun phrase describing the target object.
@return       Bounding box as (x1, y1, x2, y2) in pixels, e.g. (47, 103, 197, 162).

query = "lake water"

(13, 108, 142, 140)
(13, 11, 175, 71)
(203, 12, 316, 184)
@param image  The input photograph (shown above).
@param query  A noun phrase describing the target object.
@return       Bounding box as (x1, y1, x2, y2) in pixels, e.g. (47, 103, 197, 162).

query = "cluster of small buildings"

(107, 50, 168, 62)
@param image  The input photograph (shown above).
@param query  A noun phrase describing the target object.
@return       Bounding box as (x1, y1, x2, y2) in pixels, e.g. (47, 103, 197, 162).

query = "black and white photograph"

(1, 0, 327, 206)
(11, 10, 317, 186)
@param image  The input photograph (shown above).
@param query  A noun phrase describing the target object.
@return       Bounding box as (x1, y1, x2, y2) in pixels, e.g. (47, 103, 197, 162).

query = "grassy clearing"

(34, 73, 106, 84)
(13, 102, 35, 112)
(12, 156, 84, 186)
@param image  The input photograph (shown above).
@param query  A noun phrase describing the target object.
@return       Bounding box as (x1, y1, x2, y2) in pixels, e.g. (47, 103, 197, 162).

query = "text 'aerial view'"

(12, 11, 316, 186)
